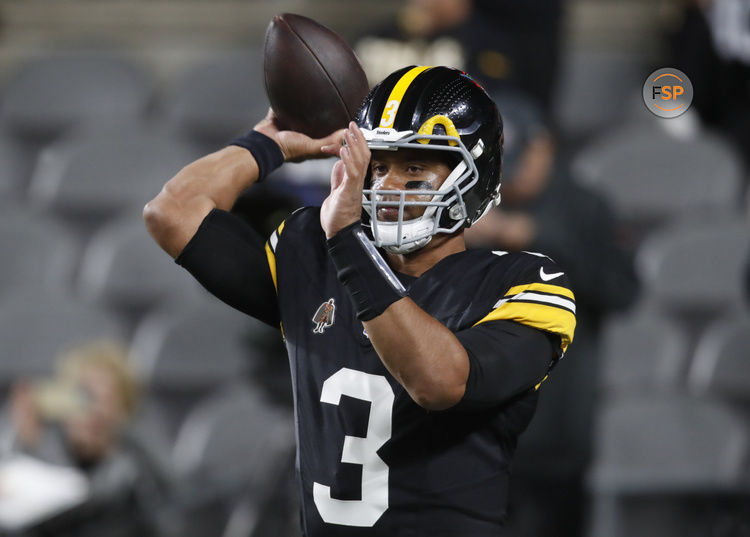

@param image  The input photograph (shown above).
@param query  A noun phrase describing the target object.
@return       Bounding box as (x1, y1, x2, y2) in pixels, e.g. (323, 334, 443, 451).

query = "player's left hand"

(320, 122, 371, 239)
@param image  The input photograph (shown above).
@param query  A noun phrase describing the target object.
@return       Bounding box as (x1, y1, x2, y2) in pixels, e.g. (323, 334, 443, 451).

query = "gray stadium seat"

(0, 51, 152, 141)
(635, 215, 750, 314)
(0, 208, 79, 293)
(0, 132, 36, 200)
(171, 384, 294, 537)
(0, 288, 126, 382)
(590, 394, 748, 493)
(587, 394, 750, 537)
(572, 124, 743, 226)
(76, 212, 199, 315)
(553, 49, 648, 139)
(599, 311, 690, 392)
(28, 122, 200, 221)
(173, 384, 293, 490)
(689, 316, 750, 400)
(130, 297, 262, 392)
(165, 51, 269, 147)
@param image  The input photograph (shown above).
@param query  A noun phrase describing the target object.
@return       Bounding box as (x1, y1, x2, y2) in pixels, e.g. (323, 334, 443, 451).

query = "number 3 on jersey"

(313, 368, 393, 527)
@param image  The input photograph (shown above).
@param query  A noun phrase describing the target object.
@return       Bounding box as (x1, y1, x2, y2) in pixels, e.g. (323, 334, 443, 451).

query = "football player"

(145, 66, 576, 536)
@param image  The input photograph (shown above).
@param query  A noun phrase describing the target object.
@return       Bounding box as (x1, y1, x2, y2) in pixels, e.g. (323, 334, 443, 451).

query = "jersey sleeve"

(454, 319, 557, 409)
(451, 253, 577, 409)
(473, 254, 576, 354)
(175, 208, 280, 327)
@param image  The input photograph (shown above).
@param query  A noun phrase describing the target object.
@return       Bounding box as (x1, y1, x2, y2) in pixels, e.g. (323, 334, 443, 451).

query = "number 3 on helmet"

(356, 65, 503, 254)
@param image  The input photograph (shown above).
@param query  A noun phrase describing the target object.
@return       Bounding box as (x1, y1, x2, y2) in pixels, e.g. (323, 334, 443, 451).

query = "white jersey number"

(313, 367, 394, 527)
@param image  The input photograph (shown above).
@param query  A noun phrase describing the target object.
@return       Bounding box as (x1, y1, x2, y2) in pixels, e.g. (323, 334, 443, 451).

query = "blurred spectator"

(355, 0, 564, 112)
(669, 0, 750, 167)
(2, 340, 169, 536)
(465, 91, 639, 537)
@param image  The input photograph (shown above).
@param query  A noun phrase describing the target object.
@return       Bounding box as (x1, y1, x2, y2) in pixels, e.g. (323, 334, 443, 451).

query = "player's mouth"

(376, 207, 400, 221)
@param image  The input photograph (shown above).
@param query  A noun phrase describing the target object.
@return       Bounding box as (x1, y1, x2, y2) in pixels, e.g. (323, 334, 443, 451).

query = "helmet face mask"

(361, 129, 480, 253)
(356, 66, 503, 254)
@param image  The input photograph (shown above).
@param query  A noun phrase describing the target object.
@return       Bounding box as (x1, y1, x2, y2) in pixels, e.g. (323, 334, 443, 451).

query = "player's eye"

(371, 164, 387, 175)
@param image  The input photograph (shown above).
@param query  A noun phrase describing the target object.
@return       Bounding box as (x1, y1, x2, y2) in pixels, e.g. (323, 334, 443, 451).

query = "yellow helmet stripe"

(379, 66, 432, 128)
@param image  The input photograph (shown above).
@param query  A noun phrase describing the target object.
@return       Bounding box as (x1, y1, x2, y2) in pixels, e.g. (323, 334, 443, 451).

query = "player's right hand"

(254, 108, 345, 163)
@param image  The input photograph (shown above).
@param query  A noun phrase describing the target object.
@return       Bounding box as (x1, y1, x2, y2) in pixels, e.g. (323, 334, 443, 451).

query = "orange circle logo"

(642, 68, 693, 118)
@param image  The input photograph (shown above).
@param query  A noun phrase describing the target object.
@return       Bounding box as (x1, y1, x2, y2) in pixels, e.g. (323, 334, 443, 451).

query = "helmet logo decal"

(417, 115, 459, 146)
(312, 298, 336, 334)
(381, 100, 399, 128)
(378, 66, 432, 128)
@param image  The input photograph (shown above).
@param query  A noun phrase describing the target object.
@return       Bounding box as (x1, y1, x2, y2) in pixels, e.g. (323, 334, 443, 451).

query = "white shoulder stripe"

(493, 291, 576, 314)
(269, 231, 279, 251)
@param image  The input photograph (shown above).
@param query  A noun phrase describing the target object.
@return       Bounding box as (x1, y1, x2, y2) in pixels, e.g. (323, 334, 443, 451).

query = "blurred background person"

(2, 340, 169, 536)
(355, 0, 563, 113)
(466, 91, 639, 537)
(669, 0, 750, 168)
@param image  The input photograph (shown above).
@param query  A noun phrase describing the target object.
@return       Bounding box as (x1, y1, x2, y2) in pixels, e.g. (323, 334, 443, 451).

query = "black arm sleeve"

(175, 208, 280, 327)
(454, 320, 558, 410)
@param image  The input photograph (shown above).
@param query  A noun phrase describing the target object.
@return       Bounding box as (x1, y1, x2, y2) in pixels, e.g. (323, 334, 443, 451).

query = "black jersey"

(261, 207, 576, 537)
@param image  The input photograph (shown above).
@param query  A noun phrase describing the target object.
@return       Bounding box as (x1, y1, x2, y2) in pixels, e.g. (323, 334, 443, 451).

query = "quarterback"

(145, 66, 575, 536)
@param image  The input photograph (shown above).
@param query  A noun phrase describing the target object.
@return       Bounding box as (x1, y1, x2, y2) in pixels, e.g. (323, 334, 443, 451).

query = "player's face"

(369, 149, 452, 222)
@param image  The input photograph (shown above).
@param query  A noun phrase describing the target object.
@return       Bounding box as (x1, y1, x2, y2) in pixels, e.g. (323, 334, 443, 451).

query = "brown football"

(263, 13, 370, 139)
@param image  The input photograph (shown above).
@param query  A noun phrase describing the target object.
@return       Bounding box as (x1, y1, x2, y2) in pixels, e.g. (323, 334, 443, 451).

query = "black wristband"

(327, 221, 406, 321)
(229, 130, 284, 182)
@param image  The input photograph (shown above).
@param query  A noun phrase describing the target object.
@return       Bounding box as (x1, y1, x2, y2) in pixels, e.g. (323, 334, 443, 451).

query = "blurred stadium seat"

(554, 50, 648, 139)
(0, 131, 37, 200)
(588, 393, 750, 537)
(572, 124, 743, 229)
(0, 51, 152, 142)
(0, 288, 125, 384)
(599, 311, 690, 393)
(635, 214, 750, 316)
(76, 212, 200, 322)
(27, 122, 200, 226)
(0, 207, 79, 293)
(689, 316, 750, 401)
(590, 394, 748, 492)
(164, 51, 269, 149)
(129, 297, 264, 434)
(171, 384, 294, 537)
(130, 297, 256, 392)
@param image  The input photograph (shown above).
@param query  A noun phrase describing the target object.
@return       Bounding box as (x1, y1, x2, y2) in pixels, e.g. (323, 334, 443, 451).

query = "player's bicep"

(175, 208, 280, 327)
(454, 320, 557, 410)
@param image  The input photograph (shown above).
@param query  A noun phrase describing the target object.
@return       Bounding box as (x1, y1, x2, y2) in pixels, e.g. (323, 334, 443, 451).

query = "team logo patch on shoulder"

(312, 298, 336, 334)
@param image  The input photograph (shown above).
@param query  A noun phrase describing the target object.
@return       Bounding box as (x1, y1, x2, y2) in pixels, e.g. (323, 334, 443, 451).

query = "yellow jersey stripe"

(265, 242, 278, 292)
(473, 301, 576, 351)
(534, 374, 549, 391)
(505, 282, 575, 301)
(379, 66, 432, 128)
(265, 220, 286, 292)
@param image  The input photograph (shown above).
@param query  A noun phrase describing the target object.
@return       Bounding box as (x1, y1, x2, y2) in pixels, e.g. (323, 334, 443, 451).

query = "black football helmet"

(356, 65, 503, 253)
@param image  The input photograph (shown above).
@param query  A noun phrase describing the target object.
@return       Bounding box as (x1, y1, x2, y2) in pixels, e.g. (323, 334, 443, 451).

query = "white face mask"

(360, 128, 494, 254)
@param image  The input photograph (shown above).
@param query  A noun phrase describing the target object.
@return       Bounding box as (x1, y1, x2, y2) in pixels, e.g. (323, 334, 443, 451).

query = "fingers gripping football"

(254, 109, 346, 163)
(320, 122, 371, 239)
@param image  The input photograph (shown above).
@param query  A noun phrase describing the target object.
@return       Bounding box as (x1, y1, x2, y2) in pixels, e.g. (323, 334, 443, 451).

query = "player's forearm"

(144, 146, 260, 258)
(365, 299, 469, 411)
